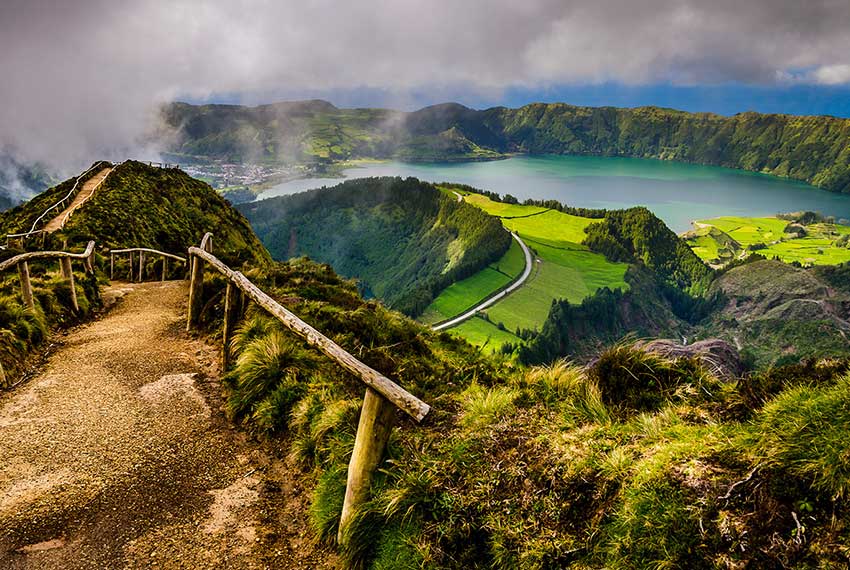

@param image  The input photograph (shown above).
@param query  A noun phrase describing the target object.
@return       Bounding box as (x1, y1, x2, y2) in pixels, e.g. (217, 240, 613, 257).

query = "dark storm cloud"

(1, 0, 849, 171)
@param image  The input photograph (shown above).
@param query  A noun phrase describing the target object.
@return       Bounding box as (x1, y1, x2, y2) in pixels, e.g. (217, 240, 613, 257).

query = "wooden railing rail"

(0, 241, 96, 312)
(185, 233, 430, 544)
(6, 164, 102, 246)
(109, 247, 188, 282)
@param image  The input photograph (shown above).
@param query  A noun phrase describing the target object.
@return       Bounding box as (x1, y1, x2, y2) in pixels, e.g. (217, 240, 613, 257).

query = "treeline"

(439, 182, 607, 218)
(583, 207, 714, 292)
(241, 177, 511, 316)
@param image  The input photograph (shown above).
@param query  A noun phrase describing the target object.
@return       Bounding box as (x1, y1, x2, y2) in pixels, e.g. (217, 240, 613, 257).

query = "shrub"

(588, 343, 718, 416)
(225, 330, 317, 433)
(750, 373, 850, 500)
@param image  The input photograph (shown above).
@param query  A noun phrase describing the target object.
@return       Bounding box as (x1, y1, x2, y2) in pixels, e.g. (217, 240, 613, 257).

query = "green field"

(486, 239, 630, 332)
(686, 216, 850, 266)
(420, 240, 525, 324)
(424, 193, 630, 348)
(447, 316, 522, 353)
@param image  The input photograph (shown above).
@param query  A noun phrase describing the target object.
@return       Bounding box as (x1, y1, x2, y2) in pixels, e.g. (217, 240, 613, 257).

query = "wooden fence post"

(162, 257, 167, 281)
(222, 282, 241, 369)
(60, 255, 71, 278)
(84, 251, 94, 274)
(138, 251, 145, 282)
(17, 261, 34, 310)
(338, 388, 396, 545)
(128, 252, 134, 280)
(110, 253, 114, 280)
(186, 254, 204, 331)
(61, 257, 78, 312)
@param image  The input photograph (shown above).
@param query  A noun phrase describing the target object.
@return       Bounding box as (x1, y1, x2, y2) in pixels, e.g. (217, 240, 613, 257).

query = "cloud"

(1, 0, 850, 172)
(812, 64, 850, 85)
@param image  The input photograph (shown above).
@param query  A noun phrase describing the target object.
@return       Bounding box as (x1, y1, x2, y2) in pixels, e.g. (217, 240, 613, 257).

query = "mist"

(2, 0, 850, 180)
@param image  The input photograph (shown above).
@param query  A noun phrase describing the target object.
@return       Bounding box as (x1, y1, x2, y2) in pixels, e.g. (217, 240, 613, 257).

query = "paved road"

(433, 231, 534, 331)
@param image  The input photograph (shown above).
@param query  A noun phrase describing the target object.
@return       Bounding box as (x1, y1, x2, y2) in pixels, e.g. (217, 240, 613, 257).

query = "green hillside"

(238, 177, 511, 316)
(162, 100, 850, 193)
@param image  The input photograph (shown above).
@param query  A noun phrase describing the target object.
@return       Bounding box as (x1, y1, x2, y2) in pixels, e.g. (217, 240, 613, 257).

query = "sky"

(2, 0, 850, 173)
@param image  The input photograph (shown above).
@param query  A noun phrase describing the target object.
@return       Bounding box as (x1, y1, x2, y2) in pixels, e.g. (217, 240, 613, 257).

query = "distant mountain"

(161, 100, 850, 193)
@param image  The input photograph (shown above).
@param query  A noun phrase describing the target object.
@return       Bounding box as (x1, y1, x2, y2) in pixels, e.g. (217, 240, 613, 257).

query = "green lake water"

(260, 155, 850, 233)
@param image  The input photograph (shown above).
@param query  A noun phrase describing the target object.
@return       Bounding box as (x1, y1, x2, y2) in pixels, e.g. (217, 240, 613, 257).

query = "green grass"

(420, 239, 525, 325)
(428, 194, 630, 346)
(447, 316, 521, 352)
(687, 216, 850, 266)
(486, 241, 629, 332)
(503, 210, 595, 244)
(462, 193, 548, 218)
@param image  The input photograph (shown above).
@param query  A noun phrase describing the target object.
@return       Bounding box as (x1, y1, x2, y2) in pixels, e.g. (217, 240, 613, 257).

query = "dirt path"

(43, 167, 112, 233)
(0, 281, 335, 569)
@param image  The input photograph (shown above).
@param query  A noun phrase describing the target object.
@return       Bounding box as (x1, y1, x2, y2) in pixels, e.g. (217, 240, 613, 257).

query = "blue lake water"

(258, 155, 850, 233)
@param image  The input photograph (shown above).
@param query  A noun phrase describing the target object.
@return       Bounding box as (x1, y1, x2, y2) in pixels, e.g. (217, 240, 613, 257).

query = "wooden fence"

(109, 247, 188, 282)
(186, 233, 431, 544)
(6, 165, 106, 247)
(0, 241, 96, 313)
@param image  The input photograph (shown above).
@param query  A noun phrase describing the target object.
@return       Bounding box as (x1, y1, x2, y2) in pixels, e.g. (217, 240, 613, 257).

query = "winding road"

(433, 231, 534, 331)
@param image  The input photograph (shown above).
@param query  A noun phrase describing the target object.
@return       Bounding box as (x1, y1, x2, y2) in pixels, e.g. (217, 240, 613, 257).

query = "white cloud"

(812, 64, 850, 85)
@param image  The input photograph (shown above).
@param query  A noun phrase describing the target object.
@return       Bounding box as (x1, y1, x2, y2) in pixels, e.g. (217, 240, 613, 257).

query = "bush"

(588, 343, 718, 416)
(225, 329, 317, 433)
(751, 373, 850, 499)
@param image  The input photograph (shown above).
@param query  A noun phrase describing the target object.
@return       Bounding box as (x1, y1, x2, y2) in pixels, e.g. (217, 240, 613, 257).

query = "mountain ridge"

(161, 99, 850, 193)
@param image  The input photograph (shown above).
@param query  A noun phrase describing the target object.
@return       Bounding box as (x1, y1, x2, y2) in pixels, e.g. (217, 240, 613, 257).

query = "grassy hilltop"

(162, 100, 850, 193)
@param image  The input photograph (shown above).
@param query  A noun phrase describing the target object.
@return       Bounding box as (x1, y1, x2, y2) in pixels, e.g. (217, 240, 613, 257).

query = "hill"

(161, 100, 850, 193)
(704, 259, 850, 367)
(237, 177, 511, 316)
(1, 161, 270, 268)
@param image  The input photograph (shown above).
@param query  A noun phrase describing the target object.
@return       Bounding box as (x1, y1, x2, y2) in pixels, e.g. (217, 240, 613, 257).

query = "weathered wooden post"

(161, 257, 167, 281)
(60, 254, 71, 278)
(338, 388, 396, 545)
(85, 251, 94, 274)
(221, 282, 242, 369)
(17, 261, 34, 310)
(60, 257, 79, 312)
(110, 253, 114, 279)
(187, 257, 205, 330)
(138, 251, 145, 282)
(128, 252, 134, 280)
(187, 235, 213, 331)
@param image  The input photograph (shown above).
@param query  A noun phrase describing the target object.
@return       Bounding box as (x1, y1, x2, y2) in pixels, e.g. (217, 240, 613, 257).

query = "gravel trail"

(0, 281, 334, 569)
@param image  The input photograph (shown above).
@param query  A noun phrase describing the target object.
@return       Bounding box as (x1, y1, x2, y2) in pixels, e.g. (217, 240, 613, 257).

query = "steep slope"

(238, 177, 511, 316)
(704, 259, 850, 367)
(161, 100, 850, 193)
